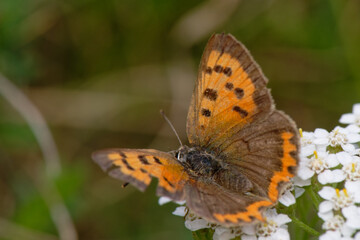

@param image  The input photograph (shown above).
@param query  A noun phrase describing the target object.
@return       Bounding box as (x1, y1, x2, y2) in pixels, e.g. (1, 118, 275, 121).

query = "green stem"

(192, 228, 214, 240)
(308, 178, 322, 211)
(290, 215, 320, 237)
(307, 187, 320, 211)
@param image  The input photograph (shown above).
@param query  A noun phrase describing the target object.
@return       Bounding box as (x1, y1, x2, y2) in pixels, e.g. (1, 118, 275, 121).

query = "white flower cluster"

(298, 103, 360, 240)
(167, 201, 292, 240)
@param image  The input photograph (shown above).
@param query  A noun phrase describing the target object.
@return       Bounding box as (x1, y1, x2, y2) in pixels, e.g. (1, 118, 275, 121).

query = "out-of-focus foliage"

(0, 0, 360, 239)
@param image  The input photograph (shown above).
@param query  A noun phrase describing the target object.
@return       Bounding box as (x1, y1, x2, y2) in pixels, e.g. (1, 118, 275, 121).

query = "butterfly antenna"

(160, 110, 183, 147)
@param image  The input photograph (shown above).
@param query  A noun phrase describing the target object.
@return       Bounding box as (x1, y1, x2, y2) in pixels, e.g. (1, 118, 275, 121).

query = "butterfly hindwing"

(92, 149, 189, 201)
(219, 110, 299, 203)
(185, 181, 273, 226)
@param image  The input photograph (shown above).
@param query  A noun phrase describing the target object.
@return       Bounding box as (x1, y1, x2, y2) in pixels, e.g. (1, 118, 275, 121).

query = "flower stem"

(308, 178, 322, 211)
(192, 228, 214, 240)
(290, 215, 320, 237)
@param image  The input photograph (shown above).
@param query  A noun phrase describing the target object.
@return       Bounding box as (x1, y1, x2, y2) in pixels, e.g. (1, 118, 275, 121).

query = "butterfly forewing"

(92, 149, 189, 201)
(187, 33, 273, 150)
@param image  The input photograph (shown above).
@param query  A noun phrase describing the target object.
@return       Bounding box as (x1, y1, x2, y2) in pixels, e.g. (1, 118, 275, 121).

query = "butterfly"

(92, 33, 299, 226)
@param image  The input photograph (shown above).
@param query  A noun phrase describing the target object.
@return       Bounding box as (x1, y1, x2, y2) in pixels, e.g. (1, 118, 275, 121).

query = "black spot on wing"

(119, 151, 127, 159)
(138, 155, 150, 165)
(223, 67, 232, 77)
(205, 66, 212, 74)
(287, 165, 297, 175)
(234, 88, 244, 99)
(232, 106, 248, 117)
(203, 88, 218, 101)
(153, 156, 162, 165)
(214, 65, 223, 73)
(121, 158, 135, 171)
(163, 176, 175, 188)
(225, 82, 234, 90)
(201, 108, 211, 117)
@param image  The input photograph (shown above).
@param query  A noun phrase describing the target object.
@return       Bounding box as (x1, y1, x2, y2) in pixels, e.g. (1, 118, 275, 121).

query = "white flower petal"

(316, 145, 327, 153)
(279, 190, 296, 207)
(213, 226, 236, 240)
(345, 216, 360, 229)
(329, 169, 346, 183)
(314, 138, 329, 145)
(318, 171, 330, 185)
(319, 201, 334, 213)
(340, 113, 356, 124)
(342, 143, 355, 152)
(184, 218, 209, 231)
(326, 154, 339, 168)
(172, 206, 186, 216)
(301, 145, 316, 157)
(273, 214, 292, 226)
(348, 133, 360, 143)
(269, 228, 290, 240)
(242, 224, 256, 235)
(319, 230, 341, 240)
(342, 205, 357, 218)
(158, 196, 172, 205)
(314, 128, 329, 138)
(176, 200, 186, 205)
(342, 205, 360, 229)
(241, 235, 257, 240)
(297, 166, 314, 180)
(294, 187, 305, 198)
(353, 103, 360, 115)
(341, 223, 355, 237)
(337, 152, 353, 165)
(319, 187, 336, 200)
(345, 181, 360, 203)
(318, 170, 343, 185)
(318, 210, 334, 221)
(346, 124, 360, 133)
(341, 237, 354, 240)
(263, 208, 277, 220)
(293, 176, 311, 187)
(355, 231, 360, 240)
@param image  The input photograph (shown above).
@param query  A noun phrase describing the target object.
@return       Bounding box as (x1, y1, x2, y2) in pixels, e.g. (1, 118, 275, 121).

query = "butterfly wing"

(187, 33, 273, 150)
(185, 181, 273, 226)
(220, 110, 299, 203)
(92, 149, 189, 201)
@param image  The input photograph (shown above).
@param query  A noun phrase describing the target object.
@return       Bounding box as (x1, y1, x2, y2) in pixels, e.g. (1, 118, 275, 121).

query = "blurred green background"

(0, 0, 360, 239)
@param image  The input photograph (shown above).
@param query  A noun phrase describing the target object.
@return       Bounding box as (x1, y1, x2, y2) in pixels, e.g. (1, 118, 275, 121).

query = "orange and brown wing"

(185, 181, 273, 226)
(92, 149, 189, 201)
(185, 113, 299, 226)
(187, 33, 273, 151)
(222, 111, 299, 204)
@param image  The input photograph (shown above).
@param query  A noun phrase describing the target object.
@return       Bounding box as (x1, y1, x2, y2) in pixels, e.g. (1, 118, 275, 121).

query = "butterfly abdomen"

(213, 169, 254, 193)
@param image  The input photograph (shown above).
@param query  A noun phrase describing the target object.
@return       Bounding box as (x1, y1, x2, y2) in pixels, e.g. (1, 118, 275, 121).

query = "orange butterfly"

(92, 33, 299, 226)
